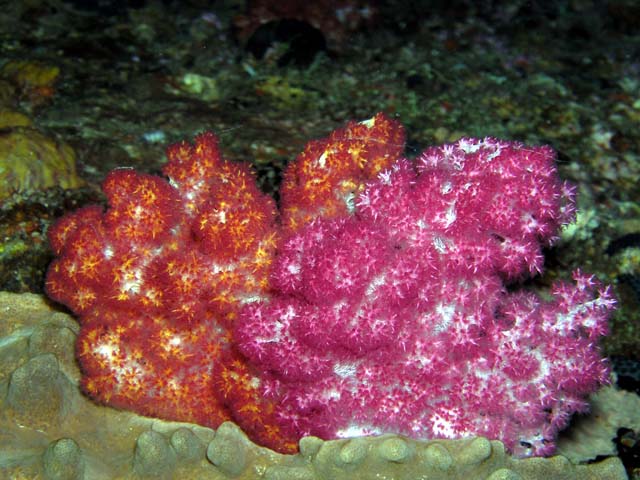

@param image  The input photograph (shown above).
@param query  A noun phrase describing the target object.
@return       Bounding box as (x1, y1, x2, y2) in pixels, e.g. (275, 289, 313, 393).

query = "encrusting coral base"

(0, 293, 630, 479)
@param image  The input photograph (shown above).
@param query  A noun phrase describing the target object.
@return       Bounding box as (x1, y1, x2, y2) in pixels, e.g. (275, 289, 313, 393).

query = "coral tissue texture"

(45, 113, 614, 457)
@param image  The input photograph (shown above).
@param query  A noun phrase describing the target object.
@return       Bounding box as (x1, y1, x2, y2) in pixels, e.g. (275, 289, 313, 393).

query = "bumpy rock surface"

(0, 126, 84, 200)
(0, 292, 631, 479)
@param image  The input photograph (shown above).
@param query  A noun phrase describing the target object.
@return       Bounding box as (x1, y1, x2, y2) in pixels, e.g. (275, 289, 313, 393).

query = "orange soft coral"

(46, 131, 278, 433)
(280, 112, 405, 232)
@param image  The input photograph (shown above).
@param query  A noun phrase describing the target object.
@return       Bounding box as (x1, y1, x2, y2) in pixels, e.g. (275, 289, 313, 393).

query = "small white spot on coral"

(333, 362, 357, 378)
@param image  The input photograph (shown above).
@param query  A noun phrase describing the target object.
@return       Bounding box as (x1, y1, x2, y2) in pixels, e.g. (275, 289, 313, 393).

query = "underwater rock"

(0, 127, 84, 201)
(558, 381, 640, 462)
(170, 427, 207, 463)
(0, 59, 60, 107)
(6, 353, 76, 429)
(206, 422, 250, 477)
(133, 430, 177, 478)
(43, 438, 84, 480)
(0, 292, 633, 479)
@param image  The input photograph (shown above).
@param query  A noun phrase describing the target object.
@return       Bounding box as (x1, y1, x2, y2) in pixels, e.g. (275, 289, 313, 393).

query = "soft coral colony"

(45, 113, 615, 458)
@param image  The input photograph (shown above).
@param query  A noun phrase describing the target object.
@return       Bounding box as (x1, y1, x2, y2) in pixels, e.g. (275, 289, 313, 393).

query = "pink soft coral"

(234, 136, 614, 457)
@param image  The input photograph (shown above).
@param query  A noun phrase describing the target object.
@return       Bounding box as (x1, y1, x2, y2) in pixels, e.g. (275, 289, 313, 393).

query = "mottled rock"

(0, 334, 30, 382)
(0, 127, 84, 201)
(206, 422, 249, 477)
(169, 428, 206, 462)
(29, 324, 77, 370)
(458, 437, 495, 466)
(6, 353, 75, 428)
(43, 438, 84, 480)
(133, 430, 177, 478)
(0, 293, 633, 480)
(584, 457, 629, 480)
(422, 443, 454, 471)
(336, 438, 368, 466)
(298, 436, 323, 458)
(264, 465, 317, 480)
(558, 384, 640, 462)
(378, 437, 412, 463)
(486, 468, 523, 480)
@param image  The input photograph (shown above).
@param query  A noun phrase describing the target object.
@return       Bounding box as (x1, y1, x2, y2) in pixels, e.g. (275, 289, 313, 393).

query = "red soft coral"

(46, 131, 281, 442)
(280, 112, 405, 231)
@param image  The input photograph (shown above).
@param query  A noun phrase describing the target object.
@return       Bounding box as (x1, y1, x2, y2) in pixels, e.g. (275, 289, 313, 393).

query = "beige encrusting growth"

(0, 292, 630, 480)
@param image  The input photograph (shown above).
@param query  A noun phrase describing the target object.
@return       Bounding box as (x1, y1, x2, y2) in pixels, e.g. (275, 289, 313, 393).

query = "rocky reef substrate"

(0, 292, 633, 480)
